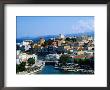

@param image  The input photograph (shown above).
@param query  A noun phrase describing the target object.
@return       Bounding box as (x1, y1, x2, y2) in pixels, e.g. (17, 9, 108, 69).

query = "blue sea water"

(38, 65, 81, 74)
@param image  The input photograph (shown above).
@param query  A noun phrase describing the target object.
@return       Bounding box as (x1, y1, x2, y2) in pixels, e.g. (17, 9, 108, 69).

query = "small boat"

(54, 66, 59, 69)
(54, 64, 59, 69)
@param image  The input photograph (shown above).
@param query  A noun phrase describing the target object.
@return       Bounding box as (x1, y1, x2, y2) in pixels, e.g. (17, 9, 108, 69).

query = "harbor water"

(38, 65, 81, 74)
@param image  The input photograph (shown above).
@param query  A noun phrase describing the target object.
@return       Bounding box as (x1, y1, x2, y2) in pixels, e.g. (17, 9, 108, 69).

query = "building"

(39, 38, 45, 45)
(55, 39, 65, 46)
(88, 36, 94, 41)
(73, 55, 86, 59)
(63, 45, 71, 50)
(33, 43, 41, 49)
(16, 50, 21, 64)
(22, 40, 33, 46)
(77, 50, 84, 55)
(79, 41, 84, 46)
(58, 34, 65, 39)
(88, 46, 94, 50)
(24, 44, 31, 51)
(84, 50, 94, 56)
(45, 54, 60, 60)
(52, 41, 57, 46)
(77, 46, 84, 51)
(57, 40, 62, 46)
(16, 59, 20, 65)
(17, 52, 38, 64)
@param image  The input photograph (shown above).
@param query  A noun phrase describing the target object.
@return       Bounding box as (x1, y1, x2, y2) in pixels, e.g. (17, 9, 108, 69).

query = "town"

(16, 34, 94, 74)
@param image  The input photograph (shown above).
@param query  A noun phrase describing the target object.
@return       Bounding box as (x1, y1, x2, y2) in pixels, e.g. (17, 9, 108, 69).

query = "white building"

(88, 36, 94, 41)
(24, 45, 31, 51)
(17, 52, 38, 64)
(17, 50, 21, 56)
(79, 41, 84, 46)
(77, 50, 84, 55)
(45, 54, 60, 60)
(84, 50, 94, 56)
(16, 59, 20, 65)
(82, 39, 88, 43)
(16, 50, 21, 64)
(22, 40, 33, 46)
(88, 46, 94, 50)
(58, 34, 65, 39)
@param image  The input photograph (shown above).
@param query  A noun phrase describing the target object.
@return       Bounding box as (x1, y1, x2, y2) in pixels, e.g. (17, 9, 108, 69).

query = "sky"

(16, 16, 94, 39)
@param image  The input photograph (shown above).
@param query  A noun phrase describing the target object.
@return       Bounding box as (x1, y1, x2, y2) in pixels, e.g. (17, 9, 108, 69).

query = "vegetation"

(27, 58, 35, 66)
(20, 46, 25, 51)
(41, 41, 48, 47)
(74, 57, 94, 69)
(65, 37, 71, 41)
(67, 50, 73, 54)
(59, 54, 71, 66)
(65, 37, 77, 42)
(74, 58, 90, 65)
(16, 62, 26, 73)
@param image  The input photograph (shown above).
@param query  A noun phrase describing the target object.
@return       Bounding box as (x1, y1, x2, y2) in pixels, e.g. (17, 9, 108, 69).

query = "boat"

(54, 64, 59, 69)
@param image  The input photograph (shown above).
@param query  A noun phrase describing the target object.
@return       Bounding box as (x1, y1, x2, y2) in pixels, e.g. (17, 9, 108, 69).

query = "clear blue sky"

(16, 16, 94, 39)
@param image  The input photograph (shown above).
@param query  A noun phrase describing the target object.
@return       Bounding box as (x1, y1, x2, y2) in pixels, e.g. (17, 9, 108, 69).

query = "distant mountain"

(16, 31, 94, 43)
(65, 31, 94, 37)
(16, 35, 58, 43)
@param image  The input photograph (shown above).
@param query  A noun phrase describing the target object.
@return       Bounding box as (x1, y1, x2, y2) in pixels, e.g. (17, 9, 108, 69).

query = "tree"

(16, 64, 20, 73)
(41, 41, 48, 47)
(27, 58, 35, 66)
(89, 57, 94, 69)
(16, 62, 26, 73)
(71, 38, 77, 42)
(67, 50, 72, 54)
(74, 58, 83, 65)
(20, 46, 25, 51)
(47, 39, 53, 45)
(82, 58, 89, 65)
(59, 54, 71, 66)
(16, 45, 20, 50)
(65, 37, 71, 41)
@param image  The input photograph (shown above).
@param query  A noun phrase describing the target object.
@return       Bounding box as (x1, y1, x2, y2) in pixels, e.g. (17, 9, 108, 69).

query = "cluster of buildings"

(16, 34, 94, 74)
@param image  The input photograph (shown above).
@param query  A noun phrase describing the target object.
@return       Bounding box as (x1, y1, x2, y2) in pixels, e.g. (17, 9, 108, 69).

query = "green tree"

(16, 62, 26, 73)
(41, 41, 48, 47)
(65, 37, 71, 41)
(16, 64, 20, 73)
(74, 58, 82, 65)
(67, 50, 72, 54)
(71, 38, 77, 42)
(47, 39, 53, 45)
(27, 58, 35, 66)
(82, 58, 89, 65)
(59, 54, 71, 66)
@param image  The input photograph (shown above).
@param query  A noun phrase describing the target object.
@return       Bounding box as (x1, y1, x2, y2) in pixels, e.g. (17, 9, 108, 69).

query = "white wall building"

(16, 59, 20, 65)
(45, 54, 60, 60)
(16, 50, 21, 64)
(84, 50, 94, 56)
(24, 45, 31, 51)
(17, 52, 38, 64)
(22, 40, 33, 46)
(88, 46, 94, 50)
(58, 34, 65, 39)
